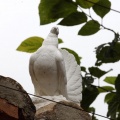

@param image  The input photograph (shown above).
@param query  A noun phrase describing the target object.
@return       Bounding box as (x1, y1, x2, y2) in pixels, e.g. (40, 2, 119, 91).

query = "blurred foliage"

(59, 11, 87, 26)
(17, 36, 44, 53)
(95, 35, 120, 66)
(17, 0, 120, 119)
(104, 76, 117, 85)
(81, 85, 99, 110)
(88, 107, 99, 120)
(78, 20, 100, 35)
(88, 67, 111, 78)
(92, 0, 111, 18)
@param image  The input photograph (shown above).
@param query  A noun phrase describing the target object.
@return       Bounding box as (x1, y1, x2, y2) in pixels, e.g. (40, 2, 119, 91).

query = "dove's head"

(42, 27, 59, 47)
(50, 27, 59, 35)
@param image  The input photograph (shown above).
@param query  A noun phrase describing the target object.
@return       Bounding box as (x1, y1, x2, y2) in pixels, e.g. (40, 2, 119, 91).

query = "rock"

(32, 95, 67, 110)
(0, 97, 19, 120)
(0, 75, 36, 120)
(35, 101, 91, 120)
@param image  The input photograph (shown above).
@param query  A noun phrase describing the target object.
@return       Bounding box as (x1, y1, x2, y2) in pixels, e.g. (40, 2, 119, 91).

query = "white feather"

(60, 49, 82, 104)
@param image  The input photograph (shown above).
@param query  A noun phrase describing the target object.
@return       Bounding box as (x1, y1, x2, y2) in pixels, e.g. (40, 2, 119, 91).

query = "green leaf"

(88, 107, 98, 120)
(107, 95, 120, 119)
(16, 37, 44, 53)
(58, 12, 87, 26)
(95, 40, 120, 66)
(98, 86, 114, 93)
(81, 85, 99, 110)
(88, 67, 110, 78)
(96, 46, 120, 66)
(62, 48, 81, 65)
(17, 36, 63, 53)
(104, 92, 116, 103)
(81, 66, 86, 72)
(115, 74, 120, 94)
(76, 0, 99, 9)
(58, 38, 63, 44)
(92, 0, 111, 18)
(83, 75, 94, 86)
(104, 77, 116, 85)
(78, 20, 100, 36)
(88, 107, 96, 113)
(39, 0, 77, 25)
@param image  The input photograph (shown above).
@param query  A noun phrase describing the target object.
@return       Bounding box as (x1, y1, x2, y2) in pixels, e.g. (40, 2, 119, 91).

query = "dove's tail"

(60, 49, 82, 104)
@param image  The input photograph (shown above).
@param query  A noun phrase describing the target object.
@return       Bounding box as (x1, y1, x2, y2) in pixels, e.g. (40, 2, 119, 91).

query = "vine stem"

(100, 24, 116, 34)
(78, 5, 117, 35)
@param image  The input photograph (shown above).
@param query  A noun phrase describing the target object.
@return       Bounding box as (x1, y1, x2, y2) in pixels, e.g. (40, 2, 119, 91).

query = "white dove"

(29, 27, 82, 105)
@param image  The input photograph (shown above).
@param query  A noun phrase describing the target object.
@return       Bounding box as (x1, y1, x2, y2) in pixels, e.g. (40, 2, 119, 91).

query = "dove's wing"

(29, 53, 40, 95)
(60, 49, 82, 104)
(56, 50, 68, 99)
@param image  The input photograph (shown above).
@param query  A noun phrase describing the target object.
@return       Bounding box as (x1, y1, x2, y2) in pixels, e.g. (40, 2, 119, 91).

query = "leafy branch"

(78, 5, 116, 35)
